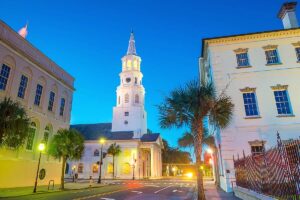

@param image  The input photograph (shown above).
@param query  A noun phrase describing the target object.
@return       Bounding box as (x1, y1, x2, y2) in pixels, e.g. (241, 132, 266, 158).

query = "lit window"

(92, 163, 99, 173)
(125, 94, 129, 103)
(125, 112, 129, 116)
(295, 47, 300, 61)
(34, 84, 43, 106)
(43, 126, 50, 146)
(60, 98, 65, 116)
(133, 60, 138, 69)
(135, 94, 139, 104)
(94, 149, 99, 156)
(48, 91, 55, 111)
(242, 92, 259, 116)
(122, 162, 131, 175)
(17, 75, 28, 99)
(26, 122, 36, 150)
(78, 163, 84, 173)
(236, 53, 249, 67)
(274, 90, 292, 115)
(265, 49, 280, 64)
(107, 163, 113, 174)
(0, 64, 11, 90)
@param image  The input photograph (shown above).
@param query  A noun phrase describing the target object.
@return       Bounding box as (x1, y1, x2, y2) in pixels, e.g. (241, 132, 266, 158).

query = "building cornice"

(201, 28, 300, 58)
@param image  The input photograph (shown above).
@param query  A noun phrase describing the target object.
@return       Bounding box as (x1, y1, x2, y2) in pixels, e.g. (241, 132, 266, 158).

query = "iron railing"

(233, 132, 300, 199)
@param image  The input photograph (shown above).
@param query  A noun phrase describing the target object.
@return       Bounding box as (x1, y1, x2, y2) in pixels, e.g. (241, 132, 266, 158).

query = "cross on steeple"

(127, 30, 137, 55)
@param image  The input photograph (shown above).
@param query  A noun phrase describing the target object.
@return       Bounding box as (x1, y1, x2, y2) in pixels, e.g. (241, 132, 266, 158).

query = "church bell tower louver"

(111, 31, 147, 138)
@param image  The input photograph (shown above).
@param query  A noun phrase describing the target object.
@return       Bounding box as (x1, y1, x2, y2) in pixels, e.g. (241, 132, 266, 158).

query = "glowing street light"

(97, 138, 106, 184)
(33, 142, 45, 193)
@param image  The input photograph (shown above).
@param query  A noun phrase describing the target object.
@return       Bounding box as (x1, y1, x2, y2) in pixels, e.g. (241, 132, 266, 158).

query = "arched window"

(125, 94, 129, 103)
(43, 125, 51, 146)
(78, 163, 84, 173)
(135, 94, 139, 104)
(94, 149, 99, 156)
(107, 163, 113, 174)
(26, 122, 36, 150)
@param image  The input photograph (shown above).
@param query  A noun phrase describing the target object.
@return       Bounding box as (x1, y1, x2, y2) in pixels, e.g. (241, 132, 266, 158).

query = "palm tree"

(107, 143, 121, 178)
(158, 80, 233, 200)
(0, 97, 30, 148)
(48, 128, 84, 189)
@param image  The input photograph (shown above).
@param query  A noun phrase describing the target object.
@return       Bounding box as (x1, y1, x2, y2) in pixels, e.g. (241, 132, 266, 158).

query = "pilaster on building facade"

(199, 2, 300, 192)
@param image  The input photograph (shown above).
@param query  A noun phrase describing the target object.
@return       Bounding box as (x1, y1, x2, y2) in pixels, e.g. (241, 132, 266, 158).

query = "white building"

(0, 20, 74, 188)
(69, 32, 163, 180)
(199, 2, 300, 192)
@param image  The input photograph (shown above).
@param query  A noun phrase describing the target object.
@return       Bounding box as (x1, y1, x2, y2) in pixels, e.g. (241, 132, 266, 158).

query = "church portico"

(68, 32, 162, 180)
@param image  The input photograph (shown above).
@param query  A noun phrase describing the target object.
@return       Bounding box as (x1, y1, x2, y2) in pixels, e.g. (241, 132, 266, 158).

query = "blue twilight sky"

(0, 0, 294, 148)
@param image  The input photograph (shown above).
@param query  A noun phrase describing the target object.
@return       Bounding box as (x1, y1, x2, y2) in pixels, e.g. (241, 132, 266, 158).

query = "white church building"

(68, 32, 163, 179)
(200, 2, 300, 192)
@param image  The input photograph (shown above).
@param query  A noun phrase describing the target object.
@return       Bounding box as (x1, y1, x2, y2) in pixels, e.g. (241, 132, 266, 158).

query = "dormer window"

(249, 140, 265, 156)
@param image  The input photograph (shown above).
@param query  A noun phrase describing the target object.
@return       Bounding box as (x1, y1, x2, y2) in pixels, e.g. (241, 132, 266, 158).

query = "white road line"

(154, 185, 172, 194)
(131, 191, 143, 194)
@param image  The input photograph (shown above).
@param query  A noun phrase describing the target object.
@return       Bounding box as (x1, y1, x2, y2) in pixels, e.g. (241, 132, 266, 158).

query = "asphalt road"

(4, 179, 196, 200)
(80, 179, 196, 200)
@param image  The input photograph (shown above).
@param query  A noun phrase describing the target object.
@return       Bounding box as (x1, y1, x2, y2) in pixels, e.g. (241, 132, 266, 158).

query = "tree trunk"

(193, 119, 206, 200)
(61, 157, 66, 190)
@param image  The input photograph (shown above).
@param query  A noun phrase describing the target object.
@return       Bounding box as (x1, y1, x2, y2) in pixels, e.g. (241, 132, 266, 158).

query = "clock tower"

(111, 31, 147, 138)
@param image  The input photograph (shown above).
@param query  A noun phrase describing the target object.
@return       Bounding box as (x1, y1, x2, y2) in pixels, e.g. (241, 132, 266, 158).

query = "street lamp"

(33, 142, 45, 193)
(97, 138, 106, 184)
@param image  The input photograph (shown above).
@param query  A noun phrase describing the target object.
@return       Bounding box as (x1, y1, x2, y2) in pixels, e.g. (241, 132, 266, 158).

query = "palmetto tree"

(0, 97, 30, 148)
(158, 80, 233, 200)
(107, 143, 121, 178)
(48, 129, 84, 189)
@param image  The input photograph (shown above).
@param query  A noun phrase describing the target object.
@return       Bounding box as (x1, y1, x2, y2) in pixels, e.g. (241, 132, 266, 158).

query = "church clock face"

(126, 77, 131, 83)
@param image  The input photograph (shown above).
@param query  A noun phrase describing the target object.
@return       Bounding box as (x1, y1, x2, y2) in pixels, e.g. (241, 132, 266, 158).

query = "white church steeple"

(111, 31, 147, 138)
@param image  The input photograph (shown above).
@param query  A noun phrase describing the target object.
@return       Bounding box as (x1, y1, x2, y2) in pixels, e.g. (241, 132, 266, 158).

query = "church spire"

(127, 30, 137, 55)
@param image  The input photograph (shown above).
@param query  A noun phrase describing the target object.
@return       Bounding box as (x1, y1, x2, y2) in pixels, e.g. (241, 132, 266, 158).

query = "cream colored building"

(199, 2, 300, 192)
(0, 20, 74, 188)
(68, 32, 163, 180)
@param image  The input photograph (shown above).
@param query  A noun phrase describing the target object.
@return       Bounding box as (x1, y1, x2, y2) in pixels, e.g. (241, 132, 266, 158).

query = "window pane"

(242, 92, 259, 116)
(48, 91, 55, 111)
(273, 90, 292, 115)
(60, 98, 65, 116)
(17, 75, 28, 99)
(34, 84, 43, 106)
(265, 50, 279, 64)
(0, 64, 11, 90)
(236, 53, 249, 67)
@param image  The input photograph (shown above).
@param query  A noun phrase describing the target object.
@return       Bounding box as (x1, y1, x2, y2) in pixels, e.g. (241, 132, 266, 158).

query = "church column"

(150, 147, 154, 177)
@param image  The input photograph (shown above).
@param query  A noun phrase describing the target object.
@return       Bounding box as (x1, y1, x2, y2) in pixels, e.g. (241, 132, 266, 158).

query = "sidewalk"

(203, 181, 241, 200)
(0, 182, 104, 198)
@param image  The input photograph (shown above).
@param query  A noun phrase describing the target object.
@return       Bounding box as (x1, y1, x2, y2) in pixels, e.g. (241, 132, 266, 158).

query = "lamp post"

(33, 143, 45, 193)
(97, 138, 106, 184)
(132, 158, 137, 180)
